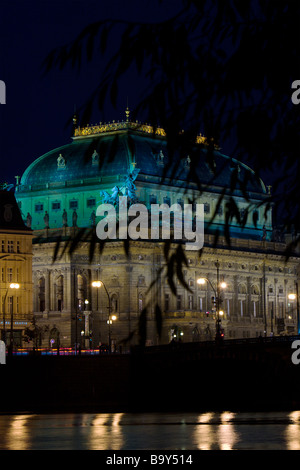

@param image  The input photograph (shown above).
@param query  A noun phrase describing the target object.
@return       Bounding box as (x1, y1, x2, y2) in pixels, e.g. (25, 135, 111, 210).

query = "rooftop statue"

(100, 168, 140, 208)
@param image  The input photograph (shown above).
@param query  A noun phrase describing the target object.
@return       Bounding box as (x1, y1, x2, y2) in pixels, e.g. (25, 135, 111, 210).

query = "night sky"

(0, 0, 181, 183)
(0, 0, 298, 212)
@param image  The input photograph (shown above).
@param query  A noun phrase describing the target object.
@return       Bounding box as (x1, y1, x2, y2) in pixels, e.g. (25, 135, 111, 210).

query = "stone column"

(274, 278, 278, 322)
(63, 268, 71, 312)
(91, 268, 100, 312)
(233, 275, 238, 317)
(284, 279, 288, 318)
(247, 276, 251, 317)
(70, 268, 77, 312)
(45, 269, 50, 313)
(84, 311, 91, 349)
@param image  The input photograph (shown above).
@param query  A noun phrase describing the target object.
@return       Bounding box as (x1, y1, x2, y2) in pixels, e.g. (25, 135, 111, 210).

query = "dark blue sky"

(0, 0, 297, 208)
(0, 0, 182, 183)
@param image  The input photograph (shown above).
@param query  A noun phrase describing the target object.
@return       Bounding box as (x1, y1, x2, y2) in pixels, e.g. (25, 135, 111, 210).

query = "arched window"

(238, 284, 247, 294)
(251, 285, 260, 295)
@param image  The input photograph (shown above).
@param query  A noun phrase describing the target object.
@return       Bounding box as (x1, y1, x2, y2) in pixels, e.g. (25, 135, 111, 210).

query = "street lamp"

(4, 283, 20, 355)
(2, 283, 20, 342)
(197, 260, 226, 341)
(288, 284, 300, 336)
(107, 314, 117, 352)
(92, 280, 114, 352)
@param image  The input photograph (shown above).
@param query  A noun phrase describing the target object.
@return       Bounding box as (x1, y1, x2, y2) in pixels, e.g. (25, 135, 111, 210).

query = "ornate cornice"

(73, 119, 210, 146)
(74, 120, 167, 138)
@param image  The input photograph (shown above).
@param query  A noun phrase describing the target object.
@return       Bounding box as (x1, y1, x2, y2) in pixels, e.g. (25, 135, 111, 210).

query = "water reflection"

(218, 412, 237, 450)
(286, 411, 300, 450)
(0, 411, 300, 450)
(89, 413, 124, 450)
(6, 415, 34, 450)
(193, 412, 237, 450)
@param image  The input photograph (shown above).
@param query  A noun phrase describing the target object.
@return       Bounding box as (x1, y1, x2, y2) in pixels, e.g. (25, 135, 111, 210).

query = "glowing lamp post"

(6, 283, 20, 355)
(92, 280, 115, 352)
(197, 260, 227, 341)
(288, 287, 300, 336)
(3, 283, 20, 344)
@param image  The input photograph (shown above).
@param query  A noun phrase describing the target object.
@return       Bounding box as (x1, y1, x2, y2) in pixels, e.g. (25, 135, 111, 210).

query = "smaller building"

(0, 188, 33, 347)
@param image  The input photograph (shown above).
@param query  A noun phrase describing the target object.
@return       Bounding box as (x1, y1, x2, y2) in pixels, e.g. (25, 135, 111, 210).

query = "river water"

(0, 411, 300, 450)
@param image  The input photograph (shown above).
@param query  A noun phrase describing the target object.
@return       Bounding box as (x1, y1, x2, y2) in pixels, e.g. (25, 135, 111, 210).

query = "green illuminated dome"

(16, 113, 270, 236)
(20, 118, 266, 195)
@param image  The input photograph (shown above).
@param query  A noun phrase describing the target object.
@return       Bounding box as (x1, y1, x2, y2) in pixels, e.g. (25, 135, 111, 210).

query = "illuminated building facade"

(0, 189, 33, 347)
(15, 112, 299, 349)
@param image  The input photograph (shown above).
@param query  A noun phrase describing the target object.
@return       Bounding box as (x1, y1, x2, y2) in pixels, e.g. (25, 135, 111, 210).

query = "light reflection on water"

(0, 411, 300, 450)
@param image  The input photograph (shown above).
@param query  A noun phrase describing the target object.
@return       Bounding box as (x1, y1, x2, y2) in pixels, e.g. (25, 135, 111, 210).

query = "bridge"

(0, 336, 299, 413)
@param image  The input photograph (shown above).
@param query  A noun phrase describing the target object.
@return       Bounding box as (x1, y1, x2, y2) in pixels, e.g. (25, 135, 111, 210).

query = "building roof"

(0, 189, 31, 232)
(19, 118, 267, 197)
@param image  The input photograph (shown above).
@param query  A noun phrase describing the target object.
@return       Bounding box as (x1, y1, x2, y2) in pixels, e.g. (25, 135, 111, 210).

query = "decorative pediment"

(0, 254, 26, 262)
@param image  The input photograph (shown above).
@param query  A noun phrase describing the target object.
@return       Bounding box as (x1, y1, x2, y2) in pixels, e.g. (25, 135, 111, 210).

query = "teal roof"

(19, 126, 266, 197)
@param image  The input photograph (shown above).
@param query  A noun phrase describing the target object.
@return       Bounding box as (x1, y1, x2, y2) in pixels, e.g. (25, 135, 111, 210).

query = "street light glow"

(92, 280, 102, 288)
(10, 283, 20, 289)
(288, 293, 297, 300)
(197, 278, 227, 290)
